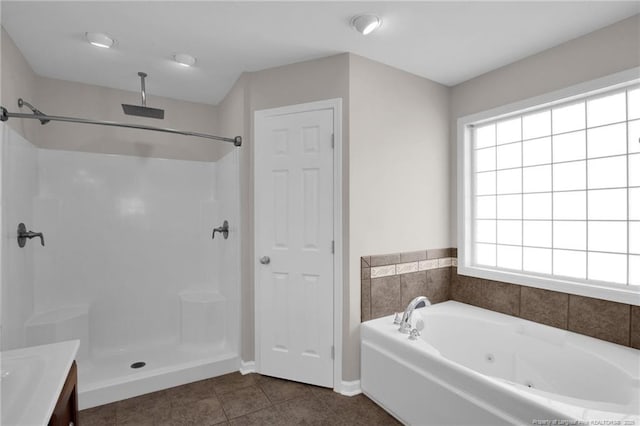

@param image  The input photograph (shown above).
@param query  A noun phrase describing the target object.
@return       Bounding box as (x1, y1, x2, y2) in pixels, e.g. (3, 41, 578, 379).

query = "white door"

(255, 105, 334, 388)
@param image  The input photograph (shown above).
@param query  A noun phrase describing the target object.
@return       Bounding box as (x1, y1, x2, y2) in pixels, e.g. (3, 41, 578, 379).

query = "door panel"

(255, 107, 334, 387)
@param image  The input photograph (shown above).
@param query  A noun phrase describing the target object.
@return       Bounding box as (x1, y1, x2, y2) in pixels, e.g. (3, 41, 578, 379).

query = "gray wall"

(1, 27, 38, 142)
(347, 54, 450, 380)
(216, 54, 351, 366)
(449, 14, 640, 245)
(227, 54, 451, 382)
(1, 28, 225, 162)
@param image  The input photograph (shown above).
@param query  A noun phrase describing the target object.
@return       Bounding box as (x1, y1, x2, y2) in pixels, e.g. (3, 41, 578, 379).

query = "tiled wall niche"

(361, 249, 640, 350)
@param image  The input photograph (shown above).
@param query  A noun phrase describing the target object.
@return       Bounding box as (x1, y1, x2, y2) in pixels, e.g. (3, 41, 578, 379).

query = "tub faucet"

(399, 296, 430, 334)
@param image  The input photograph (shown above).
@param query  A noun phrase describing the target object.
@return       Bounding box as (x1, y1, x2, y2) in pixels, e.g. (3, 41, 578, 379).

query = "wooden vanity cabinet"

(48, 361, 78, 426)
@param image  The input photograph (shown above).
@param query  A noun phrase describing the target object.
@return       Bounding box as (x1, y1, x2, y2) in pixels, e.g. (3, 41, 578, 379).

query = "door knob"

(259, 256, 271, 265)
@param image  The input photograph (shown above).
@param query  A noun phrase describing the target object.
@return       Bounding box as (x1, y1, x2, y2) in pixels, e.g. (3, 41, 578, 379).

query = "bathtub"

(361, 301, 639, 425)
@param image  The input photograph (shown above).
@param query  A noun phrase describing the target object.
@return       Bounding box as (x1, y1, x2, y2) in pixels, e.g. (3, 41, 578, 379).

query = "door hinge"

(331, 133, 335, 149)
(331, 345, 335, 360)
(331, 240, 335, 254)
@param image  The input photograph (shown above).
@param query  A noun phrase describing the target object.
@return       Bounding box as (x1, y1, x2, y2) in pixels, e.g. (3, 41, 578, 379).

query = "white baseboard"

(339, 379, 362, 396)
(239, 359, 256, 375)
(238, 360, 358, 396)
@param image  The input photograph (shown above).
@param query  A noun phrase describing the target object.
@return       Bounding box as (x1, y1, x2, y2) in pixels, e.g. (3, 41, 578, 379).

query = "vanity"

(1, 340, 80, 426)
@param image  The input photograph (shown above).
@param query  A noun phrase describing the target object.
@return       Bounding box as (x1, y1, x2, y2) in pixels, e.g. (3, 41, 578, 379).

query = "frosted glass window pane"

(497, 245, 522, 270)
(629, 154, 640, 187)
(476, 172, 496, 195)
(587, 123, 626, 158)
(553, 250, 586, 279)
(475, 147, 496, 172)
(554, 221, 586, 250)
(476, 220, 496, 243)
(523, 165, 551, 193)
(523, 221, 552, 248)
(630, 188, 640, 220)
(497, 169, 521, 194)
(497, 195, 522, 219)
(497, 117, 521, 145)
(475, 124, 496, 148)
(588, 156, 626, 189)
(523, 137, 551, 166)
(476, 196, 496, 219)
(523, 247, 552, 274)
(630, 255, 640, 286)
(588, 221, 627, 253)
(553, 131, 585, 162)
(554, 191, 586, 220)
(497, 143, 521, 169)
(553, 161, 586, 191)
(523, 110, 551, 140)
(588, 189, 627, 220)
(476, 243, 496, 267)
(497, 220, 522, 245)
(553, 102, 585, 134)
(523, 193, 552, 219)
(587, 92, 626, 128)
(588, 252, 626, 284)
(629, 87, 640, 120)
(629, 120, 640, 154)
(630, 222, 640, 255)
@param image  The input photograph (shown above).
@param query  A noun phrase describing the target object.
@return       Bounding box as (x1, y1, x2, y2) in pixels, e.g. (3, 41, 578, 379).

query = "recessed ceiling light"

(85, 32, 114, 49)
(351, 15, 382, 35)
(173, 53, 197, 67)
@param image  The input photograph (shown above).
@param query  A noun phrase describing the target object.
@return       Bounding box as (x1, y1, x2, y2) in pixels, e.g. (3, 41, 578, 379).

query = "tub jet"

(130, 361, 146, 369)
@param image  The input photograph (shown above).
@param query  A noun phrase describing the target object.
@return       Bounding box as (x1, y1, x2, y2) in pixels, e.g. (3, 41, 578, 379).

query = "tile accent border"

(361, 248, 639, 350)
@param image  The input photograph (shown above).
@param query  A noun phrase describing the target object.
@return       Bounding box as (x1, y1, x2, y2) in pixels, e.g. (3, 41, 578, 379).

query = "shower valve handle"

(212, 220, 229, 240)
(17, 223, 45, 247)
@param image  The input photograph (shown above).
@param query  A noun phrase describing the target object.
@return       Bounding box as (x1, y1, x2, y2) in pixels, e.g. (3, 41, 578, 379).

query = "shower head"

(122, 72, 165, 120)
(122, 104, 165, 120)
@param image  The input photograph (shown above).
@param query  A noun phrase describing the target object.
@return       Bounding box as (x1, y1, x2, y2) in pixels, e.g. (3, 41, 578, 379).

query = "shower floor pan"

(77, 341, 238, 409)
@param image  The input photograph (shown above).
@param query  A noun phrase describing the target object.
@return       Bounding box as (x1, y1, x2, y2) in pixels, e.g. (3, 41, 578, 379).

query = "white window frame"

(457, 68, 640, 306)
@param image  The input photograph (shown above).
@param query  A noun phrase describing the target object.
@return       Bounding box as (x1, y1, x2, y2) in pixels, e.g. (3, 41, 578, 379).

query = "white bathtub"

(361, 301, 640, 425)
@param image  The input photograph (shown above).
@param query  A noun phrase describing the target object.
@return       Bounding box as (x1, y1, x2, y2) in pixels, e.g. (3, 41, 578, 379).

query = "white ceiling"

(2, 1, 638, 105)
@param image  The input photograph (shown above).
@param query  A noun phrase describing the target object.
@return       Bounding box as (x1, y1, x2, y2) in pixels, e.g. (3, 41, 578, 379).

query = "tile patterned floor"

(80, 372, 401, 425)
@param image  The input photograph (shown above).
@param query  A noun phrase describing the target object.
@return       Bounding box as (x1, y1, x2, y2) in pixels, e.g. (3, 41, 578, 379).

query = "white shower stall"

(0, 122, 241, 408)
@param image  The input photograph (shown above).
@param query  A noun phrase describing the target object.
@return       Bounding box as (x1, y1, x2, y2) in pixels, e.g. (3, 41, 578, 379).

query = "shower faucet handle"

(212, 220, 229, 240)
(409, 328, 421, 341)
(17, 223, 45, 247)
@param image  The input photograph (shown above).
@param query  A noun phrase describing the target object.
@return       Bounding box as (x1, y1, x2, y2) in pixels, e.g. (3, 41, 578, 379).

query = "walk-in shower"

(0, 97, 242, 407)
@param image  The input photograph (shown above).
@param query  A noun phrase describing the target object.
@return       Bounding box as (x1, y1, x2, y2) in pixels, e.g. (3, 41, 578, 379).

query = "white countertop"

(1, 340, 80, 426)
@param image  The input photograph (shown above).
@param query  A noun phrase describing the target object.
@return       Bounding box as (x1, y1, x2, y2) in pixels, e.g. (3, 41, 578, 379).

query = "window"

(458, 70, 640, 305)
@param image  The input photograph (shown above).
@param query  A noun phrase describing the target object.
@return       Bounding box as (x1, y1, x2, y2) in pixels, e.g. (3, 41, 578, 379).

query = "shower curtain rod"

(0, 99, 242, 146)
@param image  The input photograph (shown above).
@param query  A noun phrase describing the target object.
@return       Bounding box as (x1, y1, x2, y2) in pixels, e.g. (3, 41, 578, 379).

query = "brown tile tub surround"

(450, 268, 639, 349)
(80, 372, 400, 425)
(361, 249, 454, 321)
(361, 248, 639, 350)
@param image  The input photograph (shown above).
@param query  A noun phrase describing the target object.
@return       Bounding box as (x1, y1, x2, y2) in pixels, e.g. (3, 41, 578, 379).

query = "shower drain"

(130, 362, 146, 369)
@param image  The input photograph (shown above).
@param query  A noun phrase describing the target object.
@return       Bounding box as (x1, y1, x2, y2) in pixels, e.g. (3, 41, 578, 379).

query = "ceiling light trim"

(350, 14, 382, 35)
(173, 53, 197, 68)
(85, 32, 115, 49)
